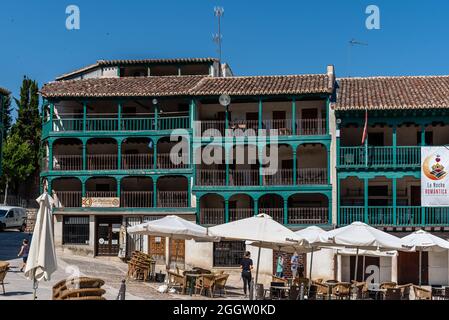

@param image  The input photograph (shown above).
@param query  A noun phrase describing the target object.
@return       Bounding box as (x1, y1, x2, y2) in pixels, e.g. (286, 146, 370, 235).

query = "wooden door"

(170, 239, 185, 264)
(350, 256, 380, 282)
(148, 236, 166, 261)
(96, 217, 122, 256)
(398, 251, 428, 285)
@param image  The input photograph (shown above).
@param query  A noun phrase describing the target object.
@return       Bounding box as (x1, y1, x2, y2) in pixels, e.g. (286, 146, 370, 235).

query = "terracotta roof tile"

(42, 74, 333, 99)
(335, 76, 449, 110)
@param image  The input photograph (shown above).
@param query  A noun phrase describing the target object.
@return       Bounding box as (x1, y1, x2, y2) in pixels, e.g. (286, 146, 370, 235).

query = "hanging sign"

(82, 197, 120, 208)
(421, 147, 449, 207)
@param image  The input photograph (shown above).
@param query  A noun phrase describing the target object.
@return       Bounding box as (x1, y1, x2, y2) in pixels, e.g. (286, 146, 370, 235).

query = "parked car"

(0, 206, 27, 232)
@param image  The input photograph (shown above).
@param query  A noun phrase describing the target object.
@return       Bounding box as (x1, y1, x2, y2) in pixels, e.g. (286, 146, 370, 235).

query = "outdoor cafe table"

(269, 285, 290, 300)
(183, 270, 212, 296)
(324, 280, 339, 300)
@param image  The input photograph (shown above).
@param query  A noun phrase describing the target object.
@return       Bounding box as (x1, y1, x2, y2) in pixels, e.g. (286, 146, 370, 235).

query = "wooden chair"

(380, 282, 397, 290)
(352, 281, 369, 300)
(413, 286, 432, 300)
(288, 285, 300, 300)
(213, 274, 229, 297)
(272, 275, 288, 285)
(397, 283, 413, 300)
(313, 281, 330, 300)
(53, 277, 105, 300)
(66, 296, 107, 301)
(332, 282, 352, 300)
(195, 274, 216, 298)
(59, 288, 106, 300)
(0, 262, 9, 295)
(384, 288, 402, 300)
(167, 270, 186, 293)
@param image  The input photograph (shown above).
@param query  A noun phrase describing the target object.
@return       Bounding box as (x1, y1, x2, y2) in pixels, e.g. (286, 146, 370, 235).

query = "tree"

(2, 93, 12, 138)
(2, 133, 35, 205)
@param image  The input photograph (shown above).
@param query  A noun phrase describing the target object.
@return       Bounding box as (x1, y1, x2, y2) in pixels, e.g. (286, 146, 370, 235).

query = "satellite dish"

(219, 94, 231, 107)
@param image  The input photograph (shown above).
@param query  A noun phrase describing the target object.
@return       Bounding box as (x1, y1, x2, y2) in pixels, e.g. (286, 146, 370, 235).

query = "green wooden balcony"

(339, 206, 449, 226)
(338, 146, 421, 169)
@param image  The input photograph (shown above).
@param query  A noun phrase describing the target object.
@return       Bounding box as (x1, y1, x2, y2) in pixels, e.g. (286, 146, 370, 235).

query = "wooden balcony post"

(392, 125, 397, 166)
(48, 139, 54, 171)
(190, 99, 196, 137)
(291, 97, 296, 135)
(325, 97, 330, 134)
(118, 102, 122, 131)
(153, 139, 158, 169)
(154, 102, 159, 131)
(364, 135, 369, 168)
(283, 198, 288, 225)
(83, 102, 87, 132)
(420, 124, 426, 146)
(50, 103, 54, 131)
(225, 147, 230, 186)
(254, 199, 259, 216)
(258, 98, 263, 134)
(47, 178, 53, 195)
(225, 199, 229, 223)
(259, 147, 263, 186)
(82, 140, 87, 171)
(293, 149, 297, 185)
(117, 140, 122, 170)
(392, 177, 397, 225)
(364, 177, 369, 223)
(153, 180, 157, 208)
(117, 178, 121, 198)
(337, 177, 341, 225)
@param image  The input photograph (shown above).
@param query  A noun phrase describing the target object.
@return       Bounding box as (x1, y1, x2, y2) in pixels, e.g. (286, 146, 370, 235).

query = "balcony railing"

(196, 169, 226, 186)
(55, 191, 82, 207)
(297, 168, 327, 184)
(229, 208, 254, 222)
(157, 191, 188, 207)
(122, 154, 153, 170)
(120, 191, 153, 208)
(157, 153, 189, 169)
(87, 154, 118, 170)
(85, 191, 117, 198)
(53, 155, 83, 171)
(259, 208, 283, 224)
(263, 119, 293, 136)
(338, 146, 421, 169)
(200, 208, 225, 225)
(196, 121, 225, 137)
(49, 114, 189, 133)
(339, 206, 449, 226)
(262, 169, 293, 185)
(287, 207, 329, 225)
(297, 119, 327, 135)
(229, 169, 259, 186)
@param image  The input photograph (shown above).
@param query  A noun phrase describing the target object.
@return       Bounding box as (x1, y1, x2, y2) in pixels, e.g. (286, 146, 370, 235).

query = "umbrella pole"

(32, 269, 38, 300)
(362, 255, 366, 281)
(419, 250, 422, 287)
(354, 248, 359, 282)
(254, 245, 262, 299)
(308, 248, 314, 294)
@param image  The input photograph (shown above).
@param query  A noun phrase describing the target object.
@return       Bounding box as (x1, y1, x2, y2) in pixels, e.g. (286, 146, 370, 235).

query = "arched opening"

(52, 178, 82, 207)
(229, 194, 254, 221)
(120, 176, 153, 208)
(199, 194, 225, 225)
(85, 177, 117, 198)
(297, 143, 327, 184)
(52, 138, 83, 171)
(262, 144, 293, 185)
(288, 193, 328, 225)
(86, 138, 118, 170)
(157, 176, 188, 207)
(258, 194, 284, 224)
(157, 136, 189, 169)
(230, 145, 259, 186)
(121, 138, 154, 170)
(196, 145, 226, 186)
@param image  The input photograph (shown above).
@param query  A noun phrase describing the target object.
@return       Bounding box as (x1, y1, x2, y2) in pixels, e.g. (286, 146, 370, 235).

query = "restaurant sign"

(421, 147, 449, 207)
(82, 197, 120, 208)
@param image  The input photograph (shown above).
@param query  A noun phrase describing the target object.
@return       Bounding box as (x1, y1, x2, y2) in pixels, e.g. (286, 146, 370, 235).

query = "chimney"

(327, 64, 336, 91)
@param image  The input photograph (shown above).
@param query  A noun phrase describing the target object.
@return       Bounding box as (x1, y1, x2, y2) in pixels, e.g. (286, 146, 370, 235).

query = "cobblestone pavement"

(0, 230, 245, 300)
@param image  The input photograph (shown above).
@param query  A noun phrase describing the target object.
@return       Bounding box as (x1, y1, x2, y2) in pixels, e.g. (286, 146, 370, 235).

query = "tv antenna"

(213, 6, 224, 73)
(348, 38, 368, 77)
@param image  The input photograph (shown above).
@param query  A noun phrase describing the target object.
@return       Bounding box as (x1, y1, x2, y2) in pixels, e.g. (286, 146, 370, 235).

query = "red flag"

(361, 109, 368, 145)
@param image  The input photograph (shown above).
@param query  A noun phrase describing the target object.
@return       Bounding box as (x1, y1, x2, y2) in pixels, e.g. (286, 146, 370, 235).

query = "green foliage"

(2, 132, 35, 186)
(1, 94, 12, 137)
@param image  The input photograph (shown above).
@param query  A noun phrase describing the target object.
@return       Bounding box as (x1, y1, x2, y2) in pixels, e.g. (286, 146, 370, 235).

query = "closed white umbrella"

(401, 229, 449, 286)
(319, 222, 412, 282)
(127, 215, 216, 269)
(24, 193, 58, 300)
(208, 214, 307, 292)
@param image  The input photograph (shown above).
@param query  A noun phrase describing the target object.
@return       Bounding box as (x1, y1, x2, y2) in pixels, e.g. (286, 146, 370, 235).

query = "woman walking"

(17, 239, 30, 272)
(240, 251, 253, 297)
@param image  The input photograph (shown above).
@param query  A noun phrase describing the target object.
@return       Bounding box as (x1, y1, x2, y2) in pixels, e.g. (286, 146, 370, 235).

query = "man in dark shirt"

(240, 251, 253, 297)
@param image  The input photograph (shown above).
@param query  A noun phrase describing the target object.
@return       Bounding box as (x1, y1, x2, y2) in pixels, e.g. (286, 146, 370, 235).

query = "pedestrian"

(240, 251, 253, 297)
(291, 251, 300, 279)
(276, 253, 285, 278)
(17, 239, 30, 272)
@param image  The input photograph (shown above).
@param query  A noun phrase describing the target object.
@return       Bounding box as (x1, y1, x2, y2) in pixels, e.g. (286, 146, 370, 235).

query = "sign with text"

(421, 147, 449, 207)
(82, 197, 120, 208)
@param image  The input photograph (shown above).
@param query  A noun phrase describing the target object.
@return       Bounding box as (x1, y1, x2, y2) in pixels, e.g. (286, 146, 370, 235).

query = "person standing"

(240, 251, 253, 297)
(17, 239, 29, 272)
(276, 254, 285, 278)
(291, 251, 300, 278)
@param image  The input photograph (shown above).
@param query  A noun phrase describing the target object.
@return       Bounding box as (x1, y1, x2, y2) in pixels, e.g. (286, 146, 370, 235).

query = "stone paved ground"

(0, 230, 245, 300)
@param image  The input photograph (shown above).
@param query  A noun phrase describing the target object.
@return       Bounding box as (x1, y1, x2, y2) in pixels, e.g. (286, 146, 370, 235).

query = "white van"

(0, 206, 27, 232)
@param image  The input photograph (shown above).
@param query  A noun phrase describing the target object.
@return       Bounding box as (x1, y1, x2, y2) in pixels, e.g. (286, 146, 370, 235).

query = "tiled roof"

(191, 74, 333, 96)
(56, 58, 218, 80)
(41, 76, 205, 98)
(335, 76, 449, 110)
(0, 87, 10, 96)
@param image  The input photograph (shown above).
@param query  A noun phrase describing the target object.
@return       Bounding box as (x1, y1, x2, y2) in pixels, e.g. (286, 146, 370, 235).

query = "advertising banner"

(421, 147, 449, 207)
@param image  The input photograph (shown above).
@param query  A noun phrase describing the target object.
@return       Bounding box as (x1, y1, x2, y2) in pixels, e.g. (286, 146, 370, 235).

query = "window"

(213, 241, 245, 267)
(63, 216, 89, 245)
(6, 210, 14, 218)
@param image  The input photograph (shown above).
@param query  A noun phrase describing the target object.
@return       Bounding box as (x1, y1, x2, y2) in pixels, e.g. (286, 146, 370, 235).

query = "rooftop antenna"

(213, 6, 224, 76)
(348, 38, 368, 77)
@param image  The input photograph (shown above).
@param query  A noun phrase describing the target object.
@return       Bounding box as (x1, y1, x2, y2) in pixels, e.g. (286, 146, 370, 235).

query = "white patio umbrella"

(401, 229, 449, 286)
(24, 193, 58, 300)
(319, 222, 413, 282)
(127, 215, 216, 269)
(208, 214, 308, 289)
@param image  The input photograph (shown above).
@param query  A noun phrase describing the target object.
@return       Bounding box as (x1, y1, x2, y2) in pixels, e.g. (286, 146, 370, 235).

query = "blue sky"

(1, 1, 449, 116)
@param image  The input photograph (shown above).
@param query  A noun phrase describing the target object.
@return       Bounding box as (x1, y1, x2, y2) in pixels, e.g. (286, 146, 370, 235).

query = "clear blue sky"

(1, 0, 449, 117)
